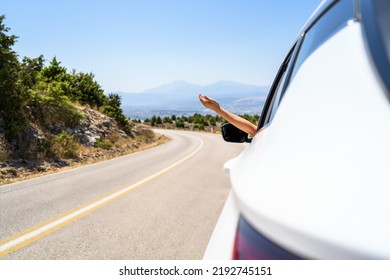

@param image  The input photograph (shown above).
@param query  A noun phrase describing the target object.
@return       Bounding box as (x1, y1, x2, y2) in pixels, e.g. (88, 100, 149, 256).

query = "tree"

(107, 92, 121, 108)
(102, 93, 131, 134)
(0, 15, 24, 139)
(150, 115, 157, 126)
(18, 55, 44, 91)
(71, 72, 106, 107)
(175, 118, 185, 128)
(163, 116, 172, 123)
(40, 57, 67, 82)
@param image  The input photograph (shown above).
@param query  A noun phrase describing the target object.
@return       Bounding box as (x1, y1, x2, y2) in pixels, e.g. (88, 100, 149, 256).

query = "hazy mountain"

(142, 80, 201, 96)
(118, 80, 270, 119)
(201, 81, 265, 97)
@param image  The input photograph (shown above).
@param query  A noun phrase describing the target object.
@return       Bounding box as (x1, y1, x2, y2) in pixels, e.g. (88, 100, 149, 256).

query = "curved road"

(0, 130, 245, 259)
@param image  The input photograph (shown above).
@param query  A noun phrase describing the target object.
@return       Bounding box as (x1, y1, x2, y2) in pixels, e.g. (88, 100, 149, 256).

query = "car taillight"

(232, 216, 301, 260)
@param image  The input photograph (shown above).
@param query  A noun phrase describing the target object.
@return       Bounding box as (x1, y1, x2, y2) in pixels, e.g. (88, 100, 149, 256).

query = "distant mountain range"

(117, 80, 270, 119)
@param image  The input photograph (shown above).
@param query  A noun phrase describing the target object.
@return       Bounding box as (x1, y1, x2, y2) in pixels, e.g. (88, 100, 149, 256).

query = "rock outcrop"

(46, 107, 128, 147)
(0, 106, 163, 185)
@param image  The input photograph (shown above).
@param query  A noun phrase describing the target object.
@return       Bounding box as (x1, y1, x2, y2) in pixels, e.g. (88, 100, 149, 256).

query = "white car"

(204, 0, 390, 259)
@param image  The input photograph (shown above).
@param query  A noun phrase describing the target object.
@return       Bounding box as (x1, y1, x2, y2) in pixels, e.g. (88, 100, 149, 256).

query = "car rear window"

(290, 0, 355, 79)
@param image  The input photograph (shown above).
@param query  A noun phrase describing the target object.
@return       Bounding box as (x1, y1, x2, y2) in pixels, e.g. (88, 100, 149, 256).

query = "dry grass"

(0, 138, 9, 162)
(49, 132, 79, 159)
(0, 133, 170, 186)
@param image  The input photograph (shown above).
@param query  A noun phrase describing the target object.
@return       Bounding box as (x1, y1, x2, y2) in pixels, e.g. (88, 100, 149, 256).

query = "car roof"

(295, 0, 338, 41)
(290, 0, 390, 97)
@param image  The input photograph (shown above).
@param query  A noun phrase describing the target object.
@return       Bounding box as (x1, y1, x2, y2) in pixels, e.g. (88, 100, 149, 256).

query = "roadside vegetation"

(141, 113, 260, 133)
(0, 15, 166, 184)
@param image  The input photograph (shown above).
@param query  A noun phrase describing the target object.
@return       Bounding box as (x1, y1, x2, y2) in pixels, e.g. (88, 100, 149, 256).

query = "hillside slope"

(0, 16, 165, 185)
(0, 103, 166, 185)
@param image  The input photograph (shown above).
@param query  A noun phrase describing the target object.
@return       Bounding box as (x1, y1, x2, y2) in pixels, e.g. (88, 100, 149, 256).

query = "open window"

(221, 43, 297, 143)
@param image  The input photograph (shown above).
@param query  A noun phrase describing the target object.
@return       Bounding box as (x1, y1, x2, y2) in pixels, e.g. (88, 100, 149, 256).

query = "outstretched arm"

(198, 94, 257, 136)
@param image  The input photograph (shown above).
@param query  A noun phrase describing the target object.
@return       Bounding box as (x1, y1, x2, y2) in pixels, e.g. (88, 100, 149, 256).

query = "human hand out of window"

(198, 93, 257, 137)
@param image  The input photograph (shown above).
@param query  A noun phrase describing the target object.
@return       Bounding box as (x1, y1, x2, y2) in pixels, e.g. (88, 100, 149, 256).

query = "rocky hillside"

(0, 16, 166, 185)
(0, 105, 166, 185)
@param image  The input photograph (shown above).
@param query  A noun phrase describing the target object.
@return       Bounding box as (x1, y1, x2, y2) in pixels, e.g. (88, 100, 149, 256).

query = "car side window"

(257, 0, 355, 131)
(289, 0, 354, 80)
(258, 44, 296, 130)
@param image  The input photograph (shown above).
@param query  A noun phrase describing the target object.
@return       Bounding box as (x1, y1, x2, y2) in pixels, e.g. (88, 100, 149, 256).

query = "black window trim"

(280, 34, 305, 101)
(257, 44, 297, 130)
(303, 0, 341, 35)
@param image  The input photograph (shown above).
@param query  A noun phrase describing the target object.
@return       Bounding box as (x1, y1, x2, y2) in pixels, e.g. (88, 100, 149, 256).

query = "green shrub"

(194, 123, 204, 130)
(163, 116, 172, 123)
(101, 93, 132, 134)
(0, 138, 9, 161)
(50, 132, 79, 159)
(95, 139, 113, 150)
(27, 82, 84, 127)
(239, 114, 260, 125)
(70, 72, 107, 107)
(175, 119, 185, 128)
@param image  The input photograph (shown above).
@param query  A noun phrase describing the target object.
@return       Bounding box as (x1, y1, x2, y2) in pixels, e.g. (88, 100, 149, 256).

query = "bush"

(71, 72, 107, 107)
(240, 114, 260, 125)
(163, 116, 172, 123)
(0, 138, 9, 161)
(140, 129, 155, 142)
(194, 123, 205, 130)
(175, 119, 185, 128)
(95, 139, 113, 150)
(150, 115, 157, 126)
(49, 132, 79, 159)
(101, 93, 132, 134)
(27, 82, 84, 127)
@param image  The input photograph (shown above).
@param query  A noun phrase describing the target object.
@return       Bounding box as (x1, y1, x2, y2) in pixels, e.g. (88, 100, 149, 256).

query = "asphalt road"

(0, 130, 246, 259)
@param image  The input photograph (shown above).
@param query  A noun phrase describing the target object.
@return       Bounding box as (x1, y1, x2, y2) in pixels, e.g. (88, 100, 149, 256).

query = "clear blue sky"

(3, 0, 322, 93)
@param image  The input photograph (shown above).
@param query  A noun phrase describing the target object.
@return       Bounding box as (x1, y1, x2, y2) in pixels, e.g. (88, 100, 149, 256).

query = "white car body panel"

(205, 13, 390, 259)
(203, 193, 239, 259)
(229, 23, 390, 259)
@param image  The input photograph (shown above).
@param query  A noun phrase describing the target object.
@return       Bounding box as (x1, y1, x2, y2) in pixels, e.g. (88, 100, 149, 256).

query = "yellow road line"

(0, 137, 204, 258)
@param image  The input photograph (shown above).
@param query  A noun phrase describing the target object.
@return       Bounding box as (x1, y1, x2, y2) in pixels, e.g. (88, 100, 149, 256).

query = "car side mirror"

(221, 123, 252, 143)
